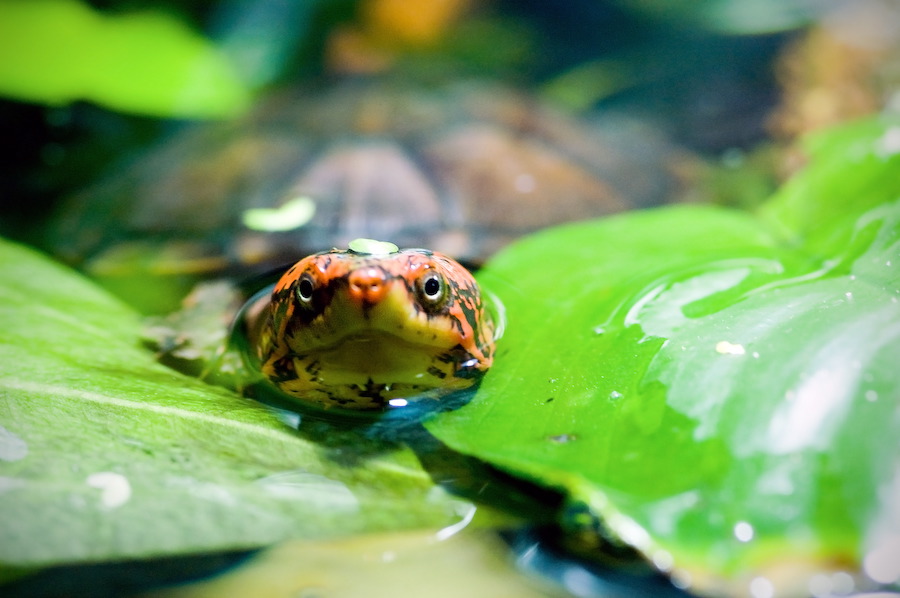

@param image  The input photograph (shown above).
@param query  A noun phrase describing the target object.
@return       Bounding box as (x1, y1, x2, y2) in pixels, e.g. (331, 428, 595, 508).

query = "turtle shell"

(50, 78, 689, 283)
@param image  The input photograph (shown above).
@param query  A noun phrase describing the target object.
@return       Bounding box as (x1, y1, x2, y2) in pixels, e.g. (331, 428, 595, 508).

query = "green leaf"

(0, 240, 473, 568)
(0, 0, 249, 118)
(427, 116, 900, 594)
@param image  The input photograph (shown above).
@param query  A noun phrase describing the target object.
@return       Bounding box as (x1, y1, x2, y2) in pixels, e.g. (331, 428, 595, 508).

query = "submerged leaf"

(427, 116, 900, 595)
(149, 531, 552, 598)
(0, 240, 472, 568)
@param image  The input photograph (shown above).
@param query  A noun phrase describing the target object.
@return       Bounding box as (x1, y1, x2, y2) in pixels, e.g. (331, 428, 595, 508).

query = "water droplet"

(651, 549, 674, 571)
(388, 398, 408, 407)
(830, 571, 854, 594)
(845, 291, 854, 301)
(87, 472, 131, 509)
(670, 569, 692, 590)
(609, 391, 623, 400)
(875, 126, 900, 158)
(887, 260, 893, 267)
(593, 325, 605, 335)
(609, 513, 652, 549)
(752, 351, 760, 359)
(0, 425, 27, 462)
(274, 408, 301, 429)
(548, 378, 558, 384)
(733, 521, 754, 542)
(865, 390, 878, 402)
(864, 534, 900, 584)
(549, 434, 576, 444)
(716, 341, 746, 355)
(749, 576, 774, 598)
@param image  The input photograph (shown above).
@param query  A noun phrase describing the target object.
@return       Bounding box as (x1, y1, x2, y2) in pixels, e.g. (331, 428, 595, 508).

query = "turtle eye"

(296, 274, 315, 305)
(416, 270, 447, 311)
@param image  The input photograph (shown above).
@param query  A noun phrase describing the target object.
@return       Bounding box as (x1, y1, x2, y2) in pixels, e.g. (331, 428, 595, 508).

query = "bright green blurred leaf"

(0, 240, 473, 569)
(428, 117, 900, 595)
(241, 196, 317, 232)
(0, 0, 249, 118)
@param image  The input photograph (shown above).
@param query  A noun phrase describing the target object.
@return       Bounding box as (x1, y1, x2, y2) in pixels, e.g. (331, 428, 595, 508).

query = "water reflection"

(256, 471, 360, 513)
(509, 528, 689, 598)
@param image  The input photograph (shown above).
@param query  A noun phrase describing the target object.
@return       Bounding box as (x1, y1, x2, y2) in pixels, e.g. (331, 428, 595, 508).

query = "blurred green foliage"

(0, 0, 249, 118)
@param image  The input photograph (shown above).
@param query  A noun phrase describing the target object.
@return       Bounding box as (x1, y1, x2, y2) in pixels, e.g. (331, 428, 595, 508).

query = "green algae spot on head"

(347, 238, 400, 256)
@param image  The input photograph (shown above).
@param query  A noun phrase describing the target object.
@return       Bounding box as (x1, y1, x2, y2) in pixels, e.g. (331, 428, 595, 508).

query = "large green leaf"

(428, 116, 900, 595)
(0, 240, 473, 568)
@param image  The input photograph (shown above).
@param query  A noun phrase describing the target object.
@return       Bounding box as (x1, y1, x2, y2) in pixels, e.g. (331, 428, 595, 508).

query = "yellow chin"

(272, 285, 476, 410)
(275, 331, 472, 410)
(317, 332, 451, 383)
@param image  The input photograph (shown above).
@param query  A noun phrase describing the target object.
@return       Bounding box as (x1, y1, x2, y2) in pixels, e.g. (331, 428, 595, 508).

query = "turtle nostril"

(348, 267, 388, 303)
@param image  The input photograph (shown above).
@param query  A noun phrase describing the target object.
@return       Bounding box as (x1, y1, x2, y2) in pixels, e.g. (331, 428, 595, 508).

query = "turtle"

(49, 77, 689, 413)
(240, 238, 498, 412)
(48, 78, 690, 314)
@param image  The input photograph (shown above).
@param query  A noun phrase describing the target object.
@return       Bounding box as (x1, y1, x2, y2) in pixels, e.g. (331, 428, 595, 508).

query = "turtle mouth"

(300, 283, 459, 352)
(313, 328, 440, 354)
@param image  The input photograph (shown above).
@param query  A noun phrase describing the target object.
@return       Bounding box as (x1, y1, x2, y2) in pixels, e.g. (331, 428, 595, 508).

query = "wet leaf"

(427, 116, 900, 595)
(0, 240, 473, 569)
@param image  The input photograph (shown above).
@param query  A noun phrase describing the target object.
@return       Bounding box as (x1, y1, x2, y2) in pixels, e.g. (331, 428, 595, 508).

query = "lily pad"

(0, 240, 474, 569)
(427, 116, 900, 595)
